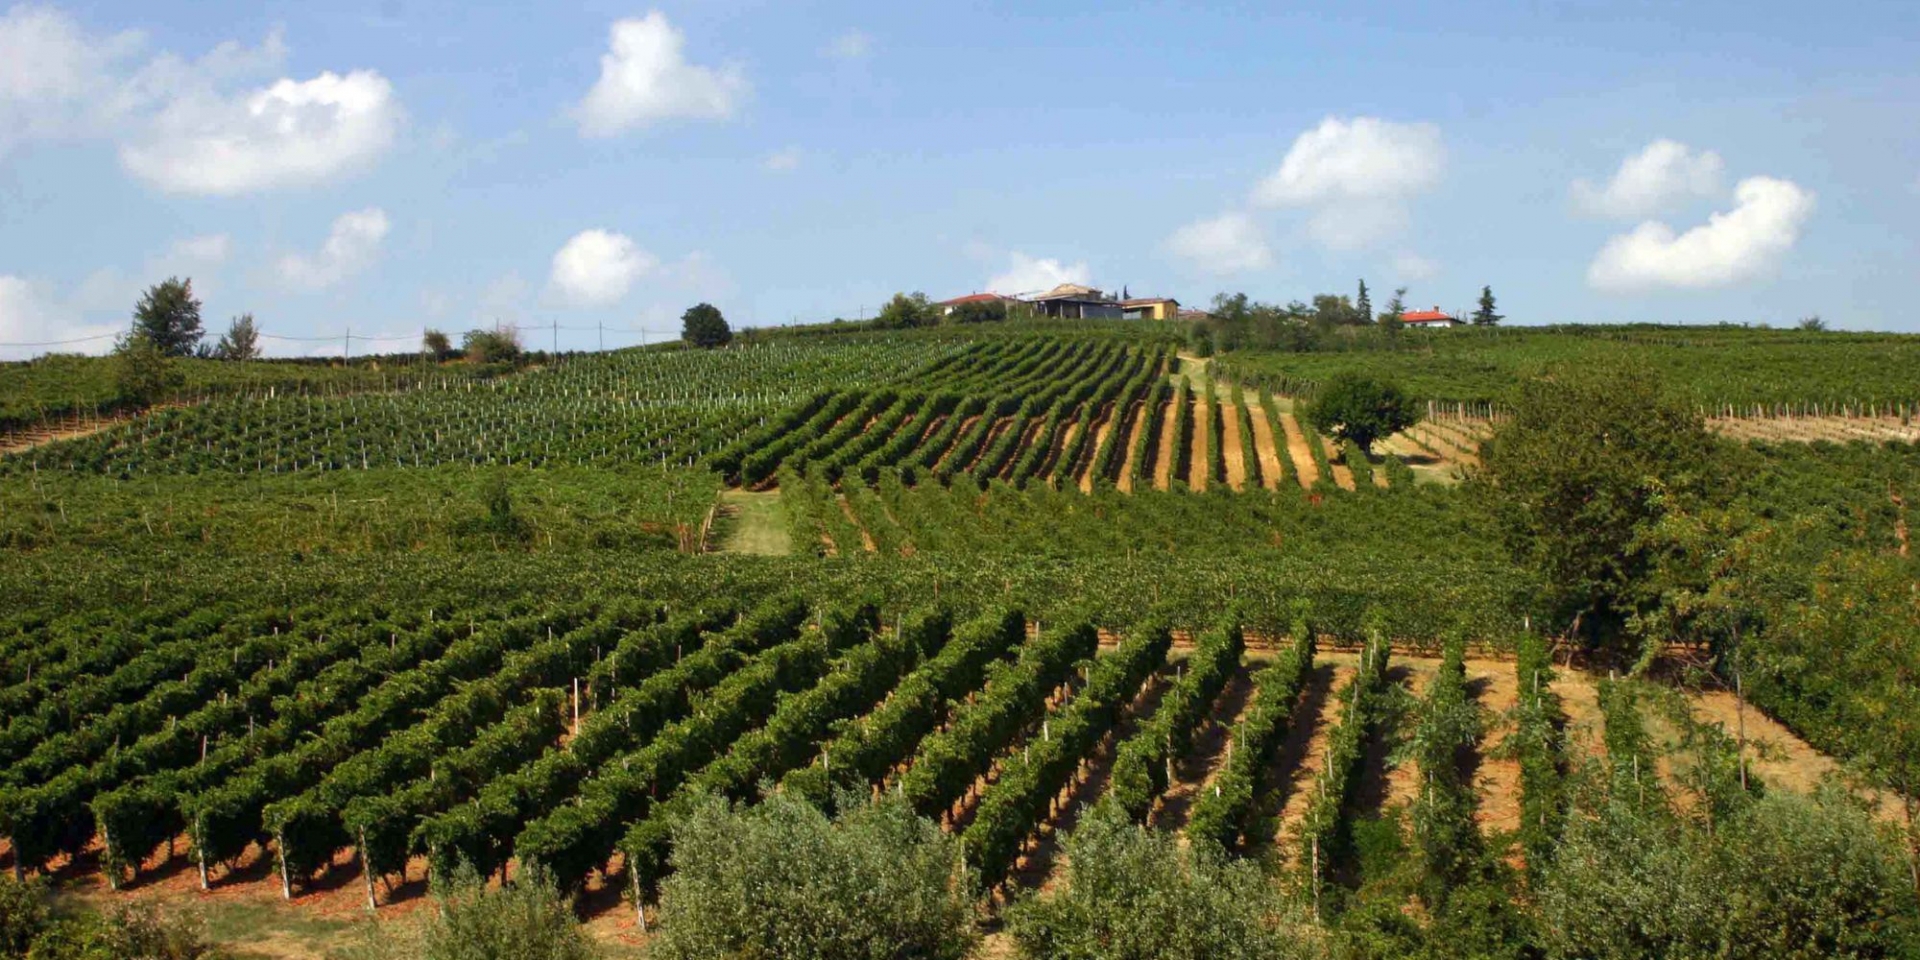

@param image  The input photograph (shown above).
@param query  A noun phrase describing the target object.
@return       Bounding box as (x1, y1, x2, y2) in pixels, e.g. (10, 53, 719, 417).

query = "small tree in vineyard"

(112, 330, 183, 406)
(131, 277, 205, 357)
(422, 328, 452, 359)
(213, 313, 260, 360)
(1304, 373, 1420, 454)
(681, 302, 732, 348)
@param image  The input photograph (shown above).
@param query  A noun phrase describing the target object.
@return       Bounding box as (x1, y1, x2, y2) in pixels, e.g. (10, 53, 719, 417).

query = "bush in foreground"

(650, 792, 974, 960)
(1005, 799, 1301, 960)
(0, 876, 225, 960)
(338, 863, 598, 960)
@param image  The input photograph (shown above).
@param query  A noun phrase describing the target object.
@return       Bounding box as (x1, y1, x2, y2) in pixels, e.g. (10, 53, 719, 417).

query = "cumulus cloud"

(763, 146, 801, 171)
(1166, 212, 1273, 276)
(826, 30, 871, 59)
(0, 275, 120, 359)
(1251, 116, 1443, 251)
(121, 69, 401, 194)
(987, 252, 1092, 295)
(1572, 139, 1725, 219)
(549, 229, 658, 306)
(277, 208, 390, 290)
(0, 6, 398, 193)
(1587, 176, 1814, 292)
(573, 12, 746, 137)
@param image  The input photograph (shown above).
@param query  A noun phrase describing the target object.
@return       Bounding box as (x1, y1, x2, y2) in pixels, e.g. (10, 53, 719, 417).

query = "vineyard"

(2, 320, 1918, 958)
(1, 591, 1904, 954)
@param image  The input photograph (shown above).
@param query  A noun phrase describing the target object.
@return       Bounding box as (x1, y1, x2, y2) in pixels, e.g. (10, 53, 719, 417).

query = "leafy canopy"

(1475, 362, 1718, 652)
(131, 277, 204, 358)
(681, 302, 732, 348)
(1303, 373, 1420, 454)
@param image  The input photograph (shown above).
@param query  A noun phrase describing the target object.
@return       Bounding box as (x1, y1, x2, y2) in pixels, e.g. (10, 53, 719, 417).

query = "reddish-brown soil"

(1220, 404, 1248, 492)
(1187, 397, 1210, 491)
(1467, 661, 1524, 838)
(1152, 399, 1179, 491)
(836, 495, 878, 553)
(1273, 663, 1358, 862)
(1247, 403, 1285, 490)
(1114, 403, 1148, 494)
(1076, 403, 1117, 493)
(1277, 411, 1321, 490)
(929, 415, 981, 473)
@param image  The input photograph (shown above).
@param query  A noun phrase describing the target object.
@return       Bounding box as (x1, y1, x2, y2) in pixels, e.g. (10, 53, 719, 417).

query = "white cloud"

(763, 146, 801, 171)
(1165, 212, 1272, 276)
(549, 229, 658, 306)
(987, 252, 1092, 295)
(826, 30, 871, 59)
(168, 234, 232, 265)
(121, 70, 401, 194)
(0, 6, 398, 193)
(1587, 176, 1815, 292)
(1392, 253, 1439, 281)
(1572, 139, 1725, 219)
(573, 12, 746, 137)
(0, 275, 121, 359)
(277, 207, 390, 290)
(1251, 116, 1443, 251)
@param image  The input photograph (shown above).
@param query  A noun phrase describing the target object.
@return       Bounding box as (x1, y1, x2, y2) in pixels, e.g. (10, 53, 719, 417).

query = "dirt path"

(713, 489, 791, 555)
(1220, 403, 1248, 492)
(1115, 403, 1147, 494)
(929, 415, 981, 473)
(1153, 667, 1259, 832)
(1077, 403, 1117, 493)
(1272, 663, 1357, 860)
(836, 496, 878, 553)
(1687, 690, 1907, 822)
(1276, 410, 1320, 490)
(1247, 403, 1284, 490)
(1153, 399, 1178, 491)
(1467, 661, 1523, 838)
(1554, 673, 1605, 766)
(1187, 396, 1210, 491)
(1379, 662, 1436, 812)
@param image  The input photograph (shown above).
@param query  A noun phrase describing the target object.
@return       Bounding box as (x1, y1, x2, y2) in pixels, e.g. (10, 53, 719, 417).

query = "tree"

(1473, 286, 1504, 326)
(874, 292, 936, 330)
(213, 314, 260, 360)
(651, 793, 974, 960)
(1005, 800, 1288, 960)
(681, 302, 732, 348)
(1378, 285, 1408, 332)
(945, 299, 1006, 325)
(1798, 314, 1827, 331)
(1475, 362, 1719, 652)
(1356, 279, 1372, 324)
(422, 328, 452, 359)
(131, 277, 204, 357)
(113, 331, 183, 406)
(1303, 373, 1419, 454)
(462, 326, 522, 363)
(1311, 293, 1358, 328)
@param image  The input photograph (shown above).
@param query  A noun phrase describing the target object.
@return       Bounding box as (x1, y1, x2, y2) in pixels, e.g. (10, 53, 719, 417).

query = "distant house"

(1120, 297, 1180, 320)
(1401, 307, 1461, 328)
(935, 293, 1022, 317)
(1026, 283, 1123, 320)
(1175, 308, 1214, 322)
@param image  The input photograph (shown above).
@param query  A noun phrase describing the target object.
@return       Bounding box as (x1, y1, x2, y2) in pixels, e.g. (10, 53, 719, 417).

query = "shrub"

(339, 862, 598, 960)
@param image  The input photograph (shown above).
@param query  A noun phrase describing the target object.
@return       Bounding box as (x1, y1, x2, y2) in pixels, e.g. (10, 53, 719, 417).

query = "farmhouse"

(1026, 283, 1123, 320)
(1120, 297, 1180, 320)
(935, 293, 1023, 317)
(1402, 307, 1461, 328)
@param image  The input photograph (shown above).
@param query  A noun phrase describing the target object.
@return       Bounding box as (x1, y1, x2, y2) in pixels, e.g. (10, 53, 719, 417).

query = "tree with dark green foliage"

(1476, 363, 1719, 653)
(1356, 280, 1372, 324)
(112, 330, 184, 405)
(341, 863, 598, 960)
(212, 314, 259, 360)
(422, 328, 452, 359)
(1472, 286, 1503, 326)
(131, 277, 204, 357)
(681, 302, 732, 348)
(1006, 799, 1297, 960)
(1797, 314, 1826, 331)
(874, 292, 937, 330)
(650, 792, 975, 960)
(1304, 373, 1419, 454)
(946, 299, 1007, 324)
(1378, 286, 1408, 333)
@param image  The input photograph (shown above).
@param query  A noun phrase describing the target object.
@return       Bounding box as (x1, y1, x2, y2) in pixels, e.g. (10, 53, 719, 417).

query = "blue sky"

(2, 0, 1917, 357)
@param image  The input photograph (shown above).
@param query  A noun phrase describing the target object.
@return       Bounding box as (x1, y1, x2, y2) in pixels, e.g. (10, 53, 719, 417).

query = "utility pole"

(597, 322, 604, 353)
(344, 327, 351, 360)
(552, 317, 558, 356)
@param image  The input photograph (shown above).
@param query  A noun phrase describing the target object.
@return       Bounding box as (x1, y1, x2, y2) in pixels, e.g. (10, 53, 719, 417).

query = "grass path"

(713, 489, 790, 556)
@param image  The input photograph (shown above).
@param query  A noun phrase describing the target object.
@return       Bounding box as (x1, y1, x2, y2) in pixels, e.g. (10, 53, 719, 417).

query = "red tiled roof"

(1401, 310, 1454, 323)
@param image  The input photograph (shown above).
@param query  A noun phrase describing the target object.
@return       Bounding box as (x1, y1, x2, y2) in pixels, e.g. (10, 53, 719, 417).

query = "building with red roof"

(1401, 307, 1460, 327)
